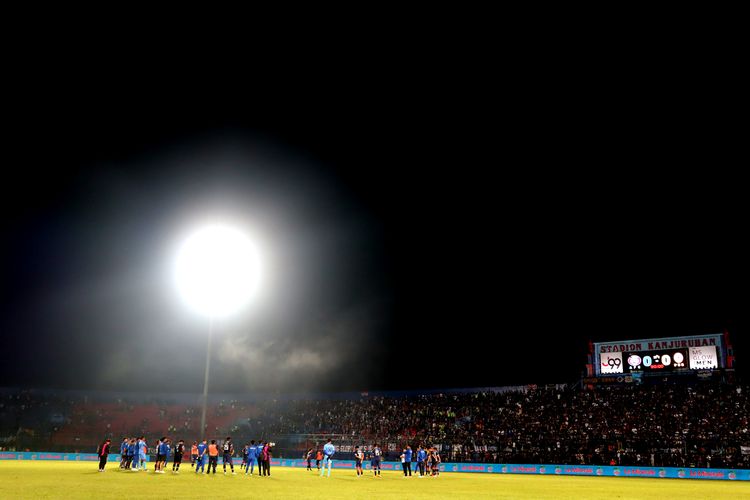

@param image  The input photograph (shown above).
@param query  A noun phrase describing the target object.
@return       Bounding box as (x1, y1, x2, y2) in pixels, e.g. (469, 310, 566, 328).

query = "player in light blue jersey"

(320, 439, 335, 477)
(137, 437, 148, 471)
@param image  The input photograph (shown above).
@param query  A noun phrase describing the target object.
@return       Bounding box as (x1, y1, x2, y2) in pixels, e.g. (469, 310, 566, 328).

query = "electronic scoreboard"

(593, 333, 725, 376)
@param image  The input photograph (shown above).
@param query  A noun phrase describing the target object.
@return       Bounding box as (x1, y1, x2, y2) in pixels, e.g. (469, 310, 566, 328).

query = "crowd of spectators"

(0, 390, 73, 450)
(1, 383, 748, 468)
(253, 383, 749, 468)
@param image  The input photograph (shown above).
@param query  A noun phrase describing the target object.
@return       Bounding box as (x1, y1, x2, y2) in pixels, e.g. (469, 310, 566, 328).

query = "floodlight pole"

(200, 316, 213, 441)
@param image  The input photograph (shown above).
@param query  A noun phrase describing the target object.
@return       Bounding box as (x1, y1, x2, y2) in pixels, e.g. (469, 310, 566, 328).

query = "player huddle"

(236, 439, 273, 476)
(110, 436, 272, 476)
(392, 445, 441, 477)
(412, 446, 441, 477)
(307, 441, 441, 478)
(116, 436, 185, 473)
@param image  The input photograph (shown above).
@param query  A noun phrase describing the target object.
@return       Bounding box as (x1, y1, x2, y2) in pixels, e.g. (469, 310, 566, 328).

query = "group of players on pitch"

(115, 436, 273, 475)
(305, 442, 442, 478)
(101, 436, 441, 478)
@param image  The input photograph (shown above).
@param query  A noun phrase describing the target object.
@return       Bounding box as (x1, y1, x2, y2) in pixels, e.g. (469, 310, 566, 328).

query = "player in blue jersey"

(119, 438, 129, 469)
(132, 436, 143, 471)
(371, 443, 382, 477)
(245, 440, 258, 475)
(131, 437, 141, 471)
(416, 446, 427, 477)
(320, 439, 335, 477)
(401, 445, 413, 476)
(196, 439, 208, 474)
(156, 438, 170, 473)
(126, 438, 137, 470)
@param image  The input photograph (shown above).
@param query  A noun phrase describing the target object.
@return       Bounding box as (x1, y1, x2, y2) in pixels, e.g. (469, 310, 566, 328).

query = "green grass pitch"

(0, 461, 744, 499)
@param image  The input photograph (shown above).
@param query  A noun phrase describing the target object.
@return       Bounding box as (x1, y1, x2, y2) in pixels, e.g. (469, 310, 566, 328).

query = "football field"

(0, 461, 745, 499)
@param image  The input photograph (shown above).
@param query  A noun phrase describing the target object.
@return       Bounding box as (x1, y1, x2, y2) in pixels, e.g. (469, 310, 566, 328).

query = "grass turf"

(0, 461, 745, 499)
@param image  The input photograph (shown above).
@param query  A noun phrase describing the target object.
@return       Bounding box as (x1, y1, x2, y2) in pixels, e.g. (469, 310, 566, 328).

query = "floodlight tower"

(174, 224, 261, 440)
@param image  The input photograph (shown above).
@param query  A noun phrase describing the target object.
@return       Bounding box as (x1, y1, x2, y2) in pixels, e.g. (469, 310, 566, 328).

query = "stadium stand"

(1, 383, 748, 468)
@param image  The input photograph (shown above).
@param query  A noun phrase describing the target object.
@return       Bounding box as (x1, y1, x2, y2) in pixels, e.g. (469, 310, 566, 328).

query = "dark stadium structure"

(1, 334, 747, 470)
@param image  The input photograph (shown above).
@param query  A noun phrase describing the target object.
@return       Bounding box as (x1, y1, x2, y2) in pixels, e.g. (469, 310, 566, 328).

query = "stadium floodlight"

(174, 224, 262, 319)
(173, 223, 262, 439)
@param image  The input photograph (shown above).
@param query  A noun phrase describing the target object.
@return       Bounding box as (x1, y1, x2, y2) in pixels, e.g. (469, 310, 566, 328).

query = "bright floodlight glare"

(174, 224, 261, 318)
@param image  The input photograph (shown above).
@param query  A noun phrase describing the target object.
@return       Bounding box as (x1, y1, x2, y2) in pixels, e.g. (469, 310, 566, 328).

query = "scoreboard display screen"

(599, 346, 719, 375)
(617, 349, 689, 373)
(595, 334, 723, 376)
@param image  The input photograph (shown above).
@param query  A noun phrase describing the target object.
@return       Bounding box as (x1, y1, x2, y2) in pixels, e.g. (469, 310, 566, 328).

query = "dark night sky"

(0, 55, 746, 394)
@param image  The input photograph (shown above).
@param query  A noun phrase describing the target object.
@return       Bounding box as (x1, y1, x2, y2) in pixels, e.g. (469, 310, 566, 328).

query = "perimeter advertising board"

(1, 453, 747, 480)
